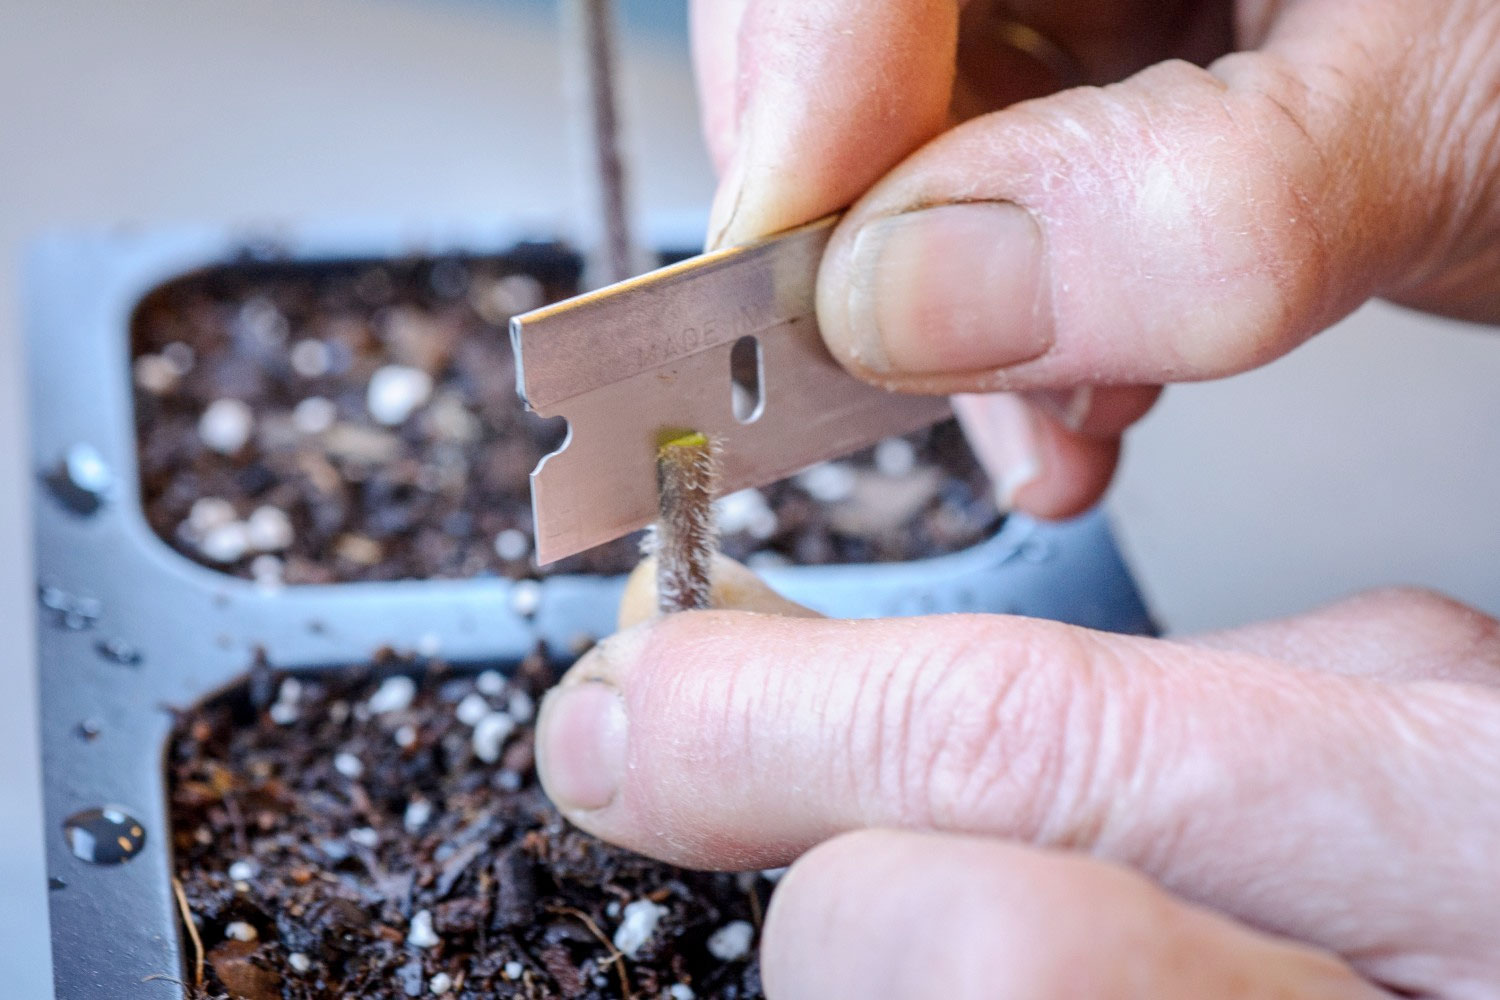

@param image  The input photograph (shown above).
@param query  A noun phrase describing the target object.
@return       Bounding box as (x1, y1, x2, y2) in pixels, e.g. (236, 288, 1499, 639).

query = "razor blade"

(510, 216, 951, 565)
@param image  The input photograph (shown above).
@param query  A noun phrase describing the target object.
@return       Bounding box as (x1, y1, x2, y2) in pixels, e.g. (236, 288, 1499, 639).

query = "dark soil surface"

(132, 252, 1000, 584)
(169, 650, 768, 1000)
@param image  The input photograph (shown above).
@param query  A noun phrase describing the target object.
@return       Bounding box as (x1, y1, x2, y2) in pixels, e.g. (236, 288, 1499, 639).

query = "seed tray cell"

(27, 225, 1154, 999)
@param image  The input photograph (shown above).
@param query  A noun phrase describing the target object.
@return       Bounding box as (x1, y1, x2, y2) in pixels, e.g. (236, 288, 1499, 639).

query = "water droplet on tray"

(1019, 537, 1054, 564)
(48, 877, 66, 891)
(94, 638, 142, 667)
(76, 719, 102, 741)
(37, 584, 102, 630)
(63, 806, 146, 864)
(44, 443, 113, 515)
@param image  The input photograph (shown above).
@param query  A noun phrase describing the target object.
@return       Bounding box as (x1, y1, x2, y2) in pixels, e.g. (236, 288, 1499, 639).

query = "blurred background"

(2, 0, 1497, 991)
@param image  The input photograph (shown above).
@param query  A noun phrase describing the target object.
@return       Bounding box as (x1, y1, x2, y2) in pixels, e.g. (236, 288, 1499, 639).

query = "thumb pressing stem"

(816, 54, 1429, 394)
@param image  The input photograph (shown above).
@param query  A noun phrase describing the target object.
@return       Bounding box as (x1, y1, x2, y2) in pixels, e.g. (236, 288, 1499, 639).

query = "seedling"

(651, 431, 720, 613)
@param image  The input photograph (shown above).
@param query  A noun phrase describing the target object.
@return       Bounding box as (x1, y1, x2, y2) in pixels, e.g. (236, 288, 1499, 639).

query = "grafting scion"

(652, 432, 719, 613)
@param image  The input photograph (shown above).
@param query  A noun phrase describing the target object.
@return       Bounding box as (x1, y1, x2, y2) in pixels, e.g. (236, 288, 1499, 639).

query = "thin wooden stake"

(562, 0, 640, 285)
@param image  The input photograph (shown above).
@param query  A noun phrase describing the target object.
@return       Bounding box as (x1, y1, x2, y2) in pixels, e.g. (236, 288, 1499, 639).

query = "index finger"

(535, 610, 1500, 980)
(691, 0, 959, 248)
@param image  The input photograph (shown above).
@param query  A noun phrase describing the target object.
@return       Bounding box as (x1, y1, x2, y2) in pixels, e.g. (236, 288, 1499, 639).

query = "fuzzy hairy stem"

(653, 432, 719, 614)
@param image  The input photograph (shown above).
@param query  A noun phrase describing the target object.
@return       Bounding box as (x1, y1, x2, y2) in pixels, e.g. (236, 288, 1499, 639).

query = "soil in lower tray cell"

(169, 651, 767, 1000)
(132, 255, 1000, 584)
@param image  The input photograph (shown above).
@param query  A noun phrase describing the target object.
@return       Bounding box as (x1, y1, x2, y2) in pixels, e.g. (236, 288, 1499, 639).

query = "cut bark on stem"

(653, 432, 719, 613)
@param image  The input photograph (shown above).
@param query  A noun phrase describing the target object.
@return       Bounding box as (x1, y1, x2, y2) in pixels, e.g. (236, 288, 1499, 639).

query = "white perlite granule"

(493, 528, 530, 561)
(504, 961, 524, 980)
(667, 984, 696, 999)
(506, 690, 535, 724)
(227, 860, 257, 882)
(224, 921, 258, 942)
(403, 798, 433, 834)
(366, 675, 417, 715)
(199, 522, 250, 564)
(367, 365, 433, 425)
(795, 461, 857, 502)
(291, 396, 337, 434)
(333, 751, 364, 779)
(245, 506, 294, 551)
(187, 497, 236, 535)
(290, 338, 332, 378)
(509, 579, 542, 618)
(407, 909, 439, 949)
(288, 952, 311, 973)
(428, 972, 453, 994)
(454, 692, 491, 727)
(198, 398, 254, 454)
(612, 900, 667, 959)
(249, 554, 284, 587)
(134, 354, 179, 393)
(706, 920, 754, 962)
(472, 712, 516, 764)
(714, 489, 777, 540)
(874, 436, 918, 477)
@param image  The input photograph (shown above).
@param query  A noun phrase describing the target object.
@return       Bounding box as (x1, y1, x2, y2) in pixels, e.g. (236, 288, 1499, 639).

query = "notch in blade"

(511, 216, 951, 565)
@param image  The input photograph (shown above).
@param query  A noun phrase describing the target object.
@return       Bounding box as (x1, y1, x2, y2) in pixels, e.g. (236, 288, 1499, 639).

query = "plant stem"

(562, 0, 639, 286)
(654, 432, 718, 613)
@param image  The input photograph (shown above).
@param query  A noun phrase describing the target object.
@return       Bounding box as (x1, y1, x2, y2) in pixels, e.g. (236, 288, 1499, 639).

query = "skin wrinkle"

(1086, 640, 1171, 861)
(1164, 671, 1455, 974)
(1033, 631, 1154, 853)
(912, 628, 1023, 830)
(841, 628, 887, 823)
(826, 628, 865, 830)
(1032, 65, 1334, 377)
(1217, 82, 1343, 344)
(657, 635, 739, 857)
(1189, 71, 1348, 365)
(1399, 3, 1500, 289)
(929, 623, 1086, 837)
(863, 629, 910, 827)
(875, 622, 952, 827)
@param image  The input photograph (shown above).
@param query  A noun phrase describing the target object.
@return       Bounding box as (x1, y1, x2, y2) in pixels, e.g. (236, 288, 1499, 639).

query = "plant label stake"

(511, 216, 952, 565)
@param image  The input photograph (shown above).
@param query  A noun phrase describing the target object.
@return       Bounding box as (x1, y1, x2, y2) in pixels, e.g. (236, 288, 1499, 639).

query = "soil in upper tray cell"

(132, 252, 1000, 584)
(169, 651, 766, 1000)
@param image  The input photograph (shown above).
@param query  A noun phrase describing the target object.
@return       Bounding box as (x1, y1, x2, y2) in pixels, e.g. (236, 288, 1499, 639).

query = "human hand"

(692, 0, 1500, 516)
(536, 588, 1500, 997)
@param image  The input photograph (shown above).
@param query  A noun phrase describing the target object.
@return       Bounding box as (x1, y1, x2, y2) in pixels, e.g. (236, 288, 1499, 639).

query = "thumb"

(815, 36, 1456, 392)
(534, 611, 1500, 982)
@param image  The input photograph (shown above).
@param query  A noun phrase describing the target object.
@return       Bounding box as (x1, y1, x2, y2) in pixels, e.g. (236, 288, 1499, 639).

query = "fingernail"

(843, 203, 1052, 376)
(705, 139, 750, 251)
(536, 680, 628, 813)
(1028, 386, 1093, 432)
(953, 393, 1042, 510)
